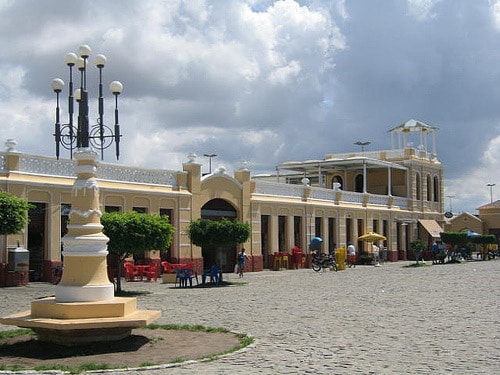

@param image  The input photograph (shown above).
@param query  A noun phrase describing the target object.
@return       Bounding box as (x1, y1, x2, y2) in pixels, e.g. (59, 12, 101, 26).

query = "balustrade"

(1, 152, 177, 187)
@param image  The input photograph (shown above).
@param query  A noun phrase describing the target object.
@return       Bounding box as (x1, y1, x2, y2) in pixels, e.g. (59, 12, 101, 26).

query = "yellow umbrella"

(358, 232, 386, 242)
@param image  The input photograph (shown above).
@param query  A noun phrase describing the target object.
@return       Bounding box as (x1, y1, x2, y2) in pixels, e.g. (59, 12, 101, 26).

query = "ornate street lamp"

(52, 44, 123, 160)
(0, 45, 159, 345)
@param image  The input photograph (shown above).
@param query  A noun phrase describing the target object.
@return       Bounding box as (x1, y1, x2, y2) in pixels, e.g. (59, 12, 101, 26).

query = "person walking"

(347, 242, 356, 268)
(372, 242, 380, 266)
(237, 248, 249, 278)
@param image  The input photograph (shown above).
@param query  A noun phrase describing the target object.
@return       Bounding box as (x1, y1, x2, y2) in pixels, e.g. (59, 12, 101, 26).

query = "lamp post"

(487, 183, 496, 203)
(51, 45, 123, 303)
(354, 140, 371, 153)
(0, 45, 159, 346)
(204, 153, 217, 174)
(446, 195, 455, 213)
(52, 45, 123, 160)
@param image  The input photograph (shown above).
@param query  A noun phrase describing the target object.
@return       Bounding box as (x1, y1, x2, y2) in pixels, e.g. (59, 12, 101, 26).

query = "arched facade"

(0, 121, 447, 285)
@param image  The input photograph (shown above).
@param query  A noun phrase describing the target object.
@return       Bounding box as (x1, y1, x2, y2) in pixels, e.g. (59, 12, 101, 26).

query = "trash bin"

(336, 246, 346, 271)
(8, 245, 29, 272)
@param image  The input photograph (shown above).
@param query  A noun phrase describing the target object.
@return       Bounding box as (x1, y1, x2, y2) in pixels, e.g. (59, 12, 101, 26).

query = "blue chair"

(202, 265, 222, 285)
(175, 269, 198, 288)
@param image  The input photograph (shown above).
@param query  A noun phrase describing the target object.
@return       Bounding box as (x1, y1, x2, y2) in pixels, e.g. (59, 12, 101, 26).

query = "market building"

(1, 120, 450, 286)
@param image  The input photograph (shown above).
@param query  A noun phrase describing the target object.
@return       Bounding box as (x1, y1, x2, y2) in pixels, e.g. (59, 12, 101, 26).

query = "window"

(315, 217, 322, 238)
(278, 216, 287, 252)
(355, 174, 363, 193)
(294, 216, 302, 246)
(415, 173, 421, 200)
(159, 208, 172, 220)
(433, 176, 439, 202)
(105, 206, 121, 213)
(426, 174, 432, 201)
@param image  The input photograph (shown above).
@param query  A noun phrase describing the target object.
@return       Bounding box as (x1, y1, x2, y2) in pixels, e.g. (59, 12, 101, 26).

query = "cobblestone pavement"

(1, 260, 499, 374)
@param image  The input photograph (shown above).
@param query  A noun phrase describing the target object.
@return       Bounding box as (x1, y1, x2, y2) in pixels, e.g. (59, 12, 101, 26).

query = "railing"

(1, 152, 178, 186)
(98, 164, 177, 186)
(254, 180, 410, 208)
(368, 194, 390, 206)
(253, 180, 304, 198)
(310, 187, 336, 201)
(325, 147, 435, 161)
(339, 190, 365, 205)
(20, 155, 76, 177)
(391, 196, 410, 209)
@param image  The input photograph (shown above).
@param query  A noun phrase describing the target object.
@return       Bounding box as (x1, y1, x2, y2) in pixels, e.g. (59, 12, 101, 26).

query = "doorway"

(201, 199, 238, 272)
(28, 202, 46, 281)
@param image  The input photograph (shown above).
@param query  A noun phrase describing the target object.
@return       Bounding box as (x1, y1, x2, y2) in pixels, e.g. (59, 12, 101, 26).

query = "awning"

(418, 219, 443, 239)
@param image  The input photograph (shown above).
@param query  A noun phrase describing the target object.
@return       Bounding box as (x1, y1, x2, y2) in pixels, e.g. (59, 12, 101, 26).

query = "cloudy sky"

(0, 0, 499, 214)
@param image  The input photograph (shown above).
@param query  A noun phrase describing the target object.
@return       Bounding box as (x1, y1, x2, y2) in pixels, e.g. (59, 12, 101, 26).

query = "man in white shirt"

(347, 242, 356, 268)
(372, 243, 380, 266)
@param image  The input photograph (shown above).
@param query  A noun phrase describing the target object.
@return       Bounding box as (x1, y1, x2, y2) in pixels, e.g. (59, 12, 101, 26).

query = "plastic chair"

(123, 263, 140, 282)
(281, 254, 290, 269)
(202, 265, 222, 285)
(175, 269, 198, 287)
(273, 253, 281, 271)
(145, 263, 159, 282)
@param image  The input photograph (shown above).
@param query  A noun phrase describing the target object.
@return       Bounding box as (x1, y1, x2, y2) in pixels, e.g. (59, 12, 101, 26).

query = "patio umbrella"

(358, 232, 387, 242)
(309, 237, 323, 250)
(466, 230, 480, 237)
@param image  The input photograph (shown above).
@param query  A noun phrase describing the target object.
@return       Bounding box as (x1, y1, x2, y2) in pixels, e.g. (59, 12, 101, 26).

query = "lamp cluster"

(52, 45, 123, 160)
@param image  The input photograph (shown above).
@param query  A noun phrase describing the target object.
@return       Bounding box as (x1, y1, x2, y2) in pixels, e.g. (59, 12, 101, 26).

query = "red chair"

(145, 263, 159, 282)
(123, 263, 140, 281)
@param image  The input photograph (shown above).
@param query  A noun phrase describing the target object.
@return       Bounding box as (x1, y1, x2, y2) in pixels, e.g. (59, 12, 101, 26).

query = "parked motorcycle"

(311, 252, 337, 272)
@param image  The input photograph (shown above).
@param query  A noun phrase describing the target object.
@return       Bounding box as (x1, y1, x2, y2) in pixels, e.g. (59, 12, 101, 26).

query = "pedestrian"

(431, 240, 438, 264)
(372, 242, 380, 266)
(347, 242, 356, 268)
(237, 248, 249, 278)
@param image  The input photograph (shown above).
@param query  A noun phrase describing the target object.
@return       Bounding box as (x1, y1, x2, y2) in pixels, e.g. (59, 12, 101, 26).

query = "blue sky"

(0, 0, 499, 213)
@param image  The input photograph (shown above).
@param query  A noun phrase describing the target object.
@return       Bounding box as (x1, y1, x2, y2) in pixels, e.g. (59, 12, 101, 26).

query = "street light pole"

(0, 45, 160, 346)
(51, 45, 124, 303)
(446, 195, 455, 213)
(204, 153, 217, 174)
(354, 140, 371, 153)
(487, 183, 496, 204)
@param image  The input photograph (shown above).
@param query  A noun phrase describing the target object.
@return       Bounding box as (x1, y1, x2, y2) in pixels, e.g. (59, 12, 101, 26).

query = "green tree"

(0, 192, 32, 236)
(101, 211, 175, 292)
(409, 239, 426, 265)
(469, 234, 497, 260)
(187, 218, 250, 248)
(439, 232, 468, 262)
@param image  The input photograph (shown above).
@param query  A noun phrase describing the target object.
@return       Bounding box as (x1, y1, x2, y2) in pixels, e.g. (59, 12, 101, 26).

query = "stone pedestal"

(1, 297, 160, 346)
(1, 149, 160, 344)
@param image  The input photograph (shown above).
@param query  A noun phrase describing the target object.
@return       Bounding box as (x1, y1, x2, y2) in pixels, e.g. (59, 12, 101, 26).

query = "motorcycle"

(311, 252, 337, 272)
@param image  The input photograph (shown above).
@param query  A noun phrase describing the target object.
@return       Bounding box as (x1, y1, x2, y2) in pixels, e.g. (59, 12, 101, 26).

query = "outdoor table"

(134, 265, 151, 280)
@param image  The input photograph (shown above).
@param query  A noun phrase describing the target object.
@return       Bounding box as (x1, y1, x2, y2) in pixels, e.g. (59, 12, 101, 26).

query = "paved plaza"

(1, 259, 499, 374)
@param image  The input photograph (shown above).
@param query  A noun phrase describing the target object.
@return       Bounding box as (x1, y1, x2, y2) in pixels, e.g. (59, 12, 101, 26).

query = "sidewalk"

(1, 260, 499, 374)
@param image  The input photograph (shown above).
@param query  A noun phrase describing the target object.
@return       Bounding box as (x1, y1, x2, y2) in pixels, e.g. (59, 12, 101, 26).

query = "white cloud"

(268, 60, 301, 85)
(492, 0, 500, 31)
(445, 133, 500, 212)
(0, 0, 499, 214)
(407, 0, 442, 21)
